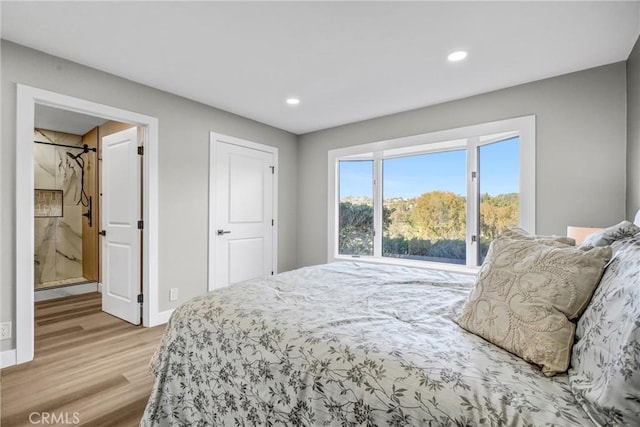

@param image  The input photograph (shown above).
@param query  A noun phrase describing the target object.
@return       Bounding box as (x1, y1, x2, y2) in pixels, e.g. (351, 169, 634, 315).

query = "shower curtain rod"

(34, 140, 97, 152)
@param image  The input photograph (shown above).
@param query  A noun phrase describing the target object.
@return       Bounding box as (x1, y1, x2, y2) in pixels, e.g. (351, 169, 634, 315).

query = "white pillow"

(580, 221, 640, 248)
(634, 209, 640, 226)
(569, 234, 640, 425)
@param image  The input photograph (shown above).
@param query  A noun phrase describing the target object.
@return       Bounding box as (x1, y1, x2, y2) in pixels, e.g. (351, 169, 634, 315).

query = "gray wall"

(1, 41, 298, 351)
(297, 62, 628, 268)
(628, 36, 640, 220)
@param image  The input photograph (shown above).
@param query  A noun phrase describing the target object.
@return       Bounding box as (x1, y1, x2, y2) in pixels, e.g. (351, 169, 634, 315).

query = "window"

(330, 116, 535, 270)
(478, 136, 520, 264)
(339, 160, 374, 255)
(382, 150, 467, 264)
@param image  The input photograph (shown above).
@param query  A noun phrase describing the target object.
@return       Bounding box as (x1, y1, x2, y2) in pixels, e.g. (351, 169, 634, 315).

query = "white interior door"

(213, 137, 275, 289)
(101, 127, 141, 325)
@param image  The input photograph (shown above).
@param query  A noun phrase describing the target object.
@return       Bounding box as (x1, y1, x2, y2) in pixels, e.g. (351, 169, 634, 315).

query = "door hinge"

(471, 235, 477, 243)
(138, 220, 144, 230)
(471, 171, 477, 180)
(272, 219, 274, 226)
(138, 146, 144, 156)
(137, 294, 143, 303)
(270, 166, 275, 174)
(271, 271, 274, 276)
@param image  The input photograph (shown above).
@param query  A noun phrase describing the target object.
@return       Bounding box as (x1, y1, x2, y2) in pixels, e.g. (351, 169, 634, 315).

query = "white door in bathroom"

(101, 127, 141, 325)
(210, 134, 277, 290)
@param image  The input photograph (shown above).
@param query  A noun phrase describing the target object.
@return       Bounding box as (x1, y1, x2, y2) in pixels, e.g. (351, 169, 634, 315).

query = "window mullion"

(373, 153, 383, 258)
(466, 138, 479, 267)
(330, 156, 339, 261)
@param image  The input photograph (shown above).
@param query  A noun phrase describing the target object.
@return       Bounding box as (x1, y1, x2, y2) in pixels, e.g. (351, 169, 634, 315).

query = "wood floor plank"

(35, 325, 84, 341)
(1, 292, 165, 426)
(2, 375, 130, 425)
(54, 384, 153, 427)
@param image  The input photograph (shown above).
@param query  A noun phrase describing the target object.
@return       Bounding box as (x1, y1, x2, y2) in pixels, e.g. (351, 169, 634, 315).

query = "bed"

(141, 224, 640, 426)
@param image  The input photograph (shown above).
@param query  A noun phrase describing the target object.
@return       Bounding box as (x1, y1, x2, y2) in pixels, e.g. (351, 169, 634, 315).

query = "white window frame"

(327, 115, 536, 273)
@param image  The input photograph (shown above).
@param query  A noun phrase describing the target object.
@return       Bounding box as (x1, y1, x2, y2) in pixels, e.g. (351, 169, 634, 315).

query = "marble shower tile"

(34, 144, 56, 189)
(34, 129, 87, 286)
(54, 131, 82, 147)
(34, 129, 51, 143)
(56, 206, 83, 281)
(34, 218, 57, 285)
(55, 147, 83, 206)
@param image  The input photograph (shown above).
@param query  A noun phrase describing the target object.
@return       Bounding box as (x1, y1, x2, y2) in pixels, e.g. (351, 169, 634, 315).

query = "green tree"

(385, 198, 416, 238)
(480, 193, 519, 241)
(338, 201, 393, 255)
(409, 191, 466, 240)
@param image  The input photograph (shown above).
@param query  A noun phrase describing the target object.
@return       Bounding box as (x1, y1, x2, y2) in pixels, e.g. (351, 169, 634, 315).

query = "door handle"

(99, 230, 106, 236)
(217, 229, 231, 236)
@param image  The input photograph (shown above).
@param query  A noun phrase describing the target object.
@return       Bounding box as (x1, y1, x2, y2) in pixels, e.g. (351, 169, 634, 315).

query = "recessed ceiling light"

(447, 51, 468, 62)
(286, 98, 300, 105)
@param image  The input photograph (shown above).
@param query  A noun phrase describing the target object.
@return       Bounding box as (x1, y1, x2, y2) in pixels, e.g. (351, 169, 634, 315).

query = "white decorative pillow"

(580, 220, 640, 248)
(569, 234, 640, 425)
(456, 236, 611, 376)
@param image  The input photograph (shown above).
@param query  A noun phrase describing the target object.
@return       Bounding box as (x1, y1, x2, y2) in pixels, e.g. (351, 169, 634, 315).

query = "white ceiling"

(35, 104, 108, 136)
(2, 1, 639, 135)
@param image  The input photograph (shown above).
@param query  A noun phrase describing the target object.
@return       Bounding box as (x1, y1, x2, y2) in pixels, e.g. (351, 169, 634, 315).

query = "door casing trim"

(15, 84, 160, 365)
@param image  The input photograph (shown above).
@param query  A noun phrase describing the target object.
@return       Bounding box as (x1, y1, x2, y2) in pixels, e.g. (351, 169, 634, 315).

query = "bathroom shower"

(34, 138, 97, 227)
(34, 129, 101, 289)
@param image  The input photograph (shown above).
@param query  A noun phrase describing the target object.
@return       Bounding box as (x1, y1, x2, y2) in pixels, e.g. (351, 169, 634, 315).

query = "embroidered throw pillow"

(456, 236, 611, 376)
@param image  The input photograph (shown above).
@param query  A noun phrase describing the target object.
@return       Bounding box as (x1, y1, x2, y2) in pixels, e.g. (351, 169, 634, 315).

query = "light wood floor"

(1, 292, 166, 426)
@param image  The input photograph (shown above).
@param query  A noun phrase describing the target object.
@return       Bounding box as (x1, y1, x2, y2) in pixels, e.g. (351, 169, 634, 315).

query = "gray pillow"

(501, 226, 576, 246)
(580, 220, 640, 248)
(569, 234, 640, 425)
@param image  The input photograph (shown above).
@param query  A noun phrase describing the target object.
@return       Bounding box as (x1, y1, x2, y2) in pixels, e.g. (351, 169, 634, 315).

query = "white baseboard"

(1, 349, 17, 368)
(151, 309, 174, 326)
(98, 282, 103, 293)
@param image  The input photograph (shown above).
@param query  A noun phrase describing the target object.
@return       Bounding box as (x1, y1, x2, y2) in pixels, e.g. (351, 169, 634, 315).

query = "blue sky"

(340, 137, 519, 198)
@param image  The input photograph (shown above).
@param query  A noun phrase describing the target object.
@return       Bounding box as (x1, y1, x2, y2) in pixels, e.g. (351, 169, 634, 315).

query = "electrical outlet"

(170, 288, 179, 301)
(0, 322, 11, 340)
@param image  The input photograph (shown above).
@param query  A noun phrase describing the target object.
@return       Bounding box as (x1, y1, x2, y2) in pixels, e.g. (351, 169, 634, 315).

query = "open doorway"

(33, 106, 134, 299)
(15, 85, 161, 365)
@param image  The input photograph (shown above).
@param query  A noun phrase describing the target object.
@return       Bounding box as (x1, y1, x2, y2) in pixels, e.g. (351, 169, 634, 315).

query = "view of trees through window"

(479, 138, 520, 263)
(338, 137, 520, 265)
(339, 160, 374, 255)
(383, 150, 467, 264)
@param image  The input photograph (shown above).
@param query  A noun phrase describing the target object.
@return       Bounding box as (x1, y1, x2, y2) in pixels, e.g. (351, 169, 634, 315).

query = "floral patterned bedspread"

(141, 262, 593, 426)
